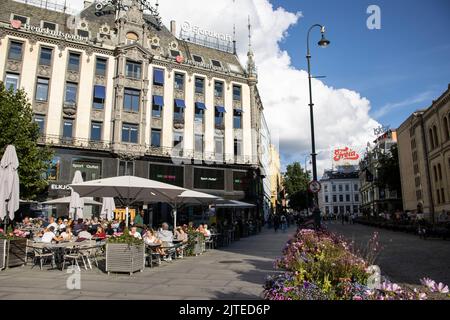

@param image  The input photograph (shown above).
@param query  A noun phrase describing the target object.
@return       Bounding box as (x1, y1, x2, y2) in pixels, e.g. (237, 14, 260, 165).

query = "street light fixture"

(306, 24, 330, 223)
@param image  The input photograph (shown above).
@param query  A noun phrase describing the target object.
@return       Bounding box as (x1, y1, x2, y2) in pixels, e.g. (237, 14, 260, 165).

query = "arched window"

(429, 128, 435, 149)
(438, 163, 442, 181)
(433, 125, 439, 148)
(126, 32, 138, 44)
(444, 116, 450, 141)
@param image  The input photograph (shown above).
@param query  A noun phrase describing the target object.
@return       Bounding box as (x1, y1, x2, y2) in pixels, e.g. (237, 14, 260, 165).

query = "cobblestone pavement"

(0, 227, 295, 300)
(326, 221, 450, 286)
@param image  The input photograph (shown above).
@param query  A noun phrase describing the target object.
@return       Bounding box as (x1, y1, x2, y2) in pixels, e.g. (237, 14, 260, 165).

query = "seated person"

(157, 223, 173, 244)
(22, 216, 32, 227)
(57, 218, 66, 233)
(73, 219, 84, 235)
(93, 226, 107, 240)
(60, 227, 74, 241)
(174, 226, 188, 244)
(144, 229, 165, 255)
(129, 226, 142, 239)
(41, 226, 60, 243)
(77, 226, 92, 241)
(47, 217, 58, 230)
(203, 224, 212, 238)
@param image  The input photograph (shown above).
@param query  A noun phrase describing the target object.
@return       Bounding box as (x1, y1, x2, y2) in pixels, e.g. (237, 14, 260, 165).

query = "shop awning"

(153, 95, 164, 106)
(195, 102, 207, 110)
(175, 99, 186, 108)
(215, 105, 226, 113)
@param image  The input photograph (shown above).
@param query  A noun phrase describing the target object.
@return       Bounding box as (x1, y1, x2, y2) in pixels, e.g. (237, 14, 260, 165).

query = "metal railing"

(14, 0, 78, 15)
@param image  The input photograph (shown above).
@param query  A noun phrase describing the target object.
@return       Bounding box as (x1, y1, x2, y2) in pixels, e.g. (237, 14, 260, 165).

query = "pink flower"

(420, 277, 436, 290)
(433, 282, 449, 294)
(353, 295, 363, 300)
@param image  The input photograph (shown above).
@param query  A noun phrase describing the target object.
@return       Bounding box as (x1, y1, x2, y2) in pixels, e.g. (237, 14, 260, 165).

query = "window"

(122, 123, 138, 143)
(63, 119, 73, 138)
(39, 47, 53, 66)
(34, 115, 45, 134)
(77, 29, 89, 38)
(211, 59, 222, 68)
(195, 134, 203, 153)
(95, 57, 107, 76)
(193, 55, 203, 63)
(433, 166, 438, 182)
(173, 99, 185, 121)
(124, 88, 140, 112)
(234, 139, 242, 157)
(214, 81, 224, 98)
(215, 106, 225, 127)
(174, 73, 184, 90)
(173, 132, 183, 148)
(93, 85, 106, 109)
(441, 189, 445, 203)
(354, 184, 359, 191)
(151, 129, 161, 147)
(126, 61, 142, 79)
(443, 116, 450, 141)
(339, 195, 344, 202)
(194, 102, 206, 122)
(8, 41, 23, 60)
(429, 128, 435, 150)
(325, 195, 329, 203)
(90, 122, 102, 141)
(438, 164, 442, 181)
(194, 168, 225, 190)
(72, 159, 102, 181)
(353, 206, 359, 213)
(126, 32, 138, 44)
(433, 125, 439, 148)
(355, 194, 359, 202)
(338, 185, 343, 192)
(64, 82, 78, 105)
(436, 190, 441, 204)
(333, 195, 337, 202)
(4, 73, 19, 92)
(42, 21, 57, 31)
(233, 85, 241, 101)
(345, 184, 350, 192)
(233, 110, 242, 129)
(119, 161, 134, 176)
(195, 77, 204, 94)
(324, 185, 328, 192)
(215, 137, 224, 157)
(152, 95, 164, 118)
(12, 14, 28, 24)
(233, 171, 248, 191)
(149, 164, 184, 187)
(68, 52, 81, 71)
(332, 185, 336, 192)
(35, 78, 49, 102)
(153, 69, 165, 87)
(346, 194, 350, 202)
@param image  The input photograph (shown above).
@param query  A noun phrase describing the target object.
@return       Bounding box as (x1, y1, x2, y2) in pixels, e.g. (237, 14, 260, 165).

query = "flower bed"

(0, 227, 27, 270)
(263, 228, 449, 300)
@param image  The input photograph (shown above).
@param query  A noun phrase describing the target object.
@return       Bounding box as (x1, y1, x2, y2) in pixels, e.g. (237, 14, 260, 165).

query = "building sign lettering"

(181, 21, 232, 43)
(12, 21, 90, 43)
(333, 147, 360, 162)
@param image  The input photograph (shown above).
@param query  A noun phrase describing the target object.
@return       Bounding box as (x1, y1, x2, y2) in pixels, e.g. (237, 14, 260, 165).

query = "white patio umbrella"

(69, 171, 84, 220)
(70, 176, 186, 227)
(101, 197, 116, 221)
(42, 196, 102, 206)
(0, 145, 20, 226)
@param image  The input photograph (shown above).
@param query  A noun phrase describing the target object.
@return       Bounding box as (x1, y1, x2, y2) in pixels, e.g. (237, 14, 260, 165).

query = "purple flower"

(433, 282, 449, 294)
(420, 277, 436, 290)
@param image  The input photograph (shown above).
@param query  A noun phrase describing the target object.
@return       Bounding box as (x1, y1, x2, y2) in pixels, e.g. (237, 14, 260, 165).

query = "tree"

(376, 145, 402, 193)
(284, 162, 311, 211)
(0, 83, 53, 200)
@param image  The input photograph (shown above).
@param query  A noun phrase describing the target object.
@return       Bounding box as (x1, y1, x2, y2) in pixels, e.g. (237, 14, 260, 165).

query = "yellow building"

(269, 144, 282, 214)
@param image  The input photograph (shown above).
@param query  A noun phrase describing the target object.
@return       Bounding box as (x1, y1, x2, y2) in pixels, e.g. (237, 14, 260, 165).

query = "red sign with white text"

(11, 20, 22, 29)
(333, 147, 360, 162)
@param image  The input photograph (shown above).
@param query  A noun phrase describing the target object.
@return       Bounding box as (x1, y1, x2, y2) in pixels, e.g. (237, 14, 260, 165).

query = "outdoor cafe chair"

(79, 240, 102, 269)
(145, 245, 161, 268)
(62, 245, 87, 271)
(30, 245, 56, 270)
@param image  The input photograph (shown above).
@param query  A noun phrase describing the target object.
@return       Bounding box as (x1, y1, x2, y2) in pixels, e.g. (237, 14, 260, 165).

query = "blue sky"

(269, 0, 450, 129)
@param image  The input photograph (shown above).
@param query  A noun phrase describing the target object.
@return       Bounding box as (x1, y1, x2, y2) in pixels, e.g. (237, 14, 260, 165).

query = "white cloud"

(70, 0, 379, 175)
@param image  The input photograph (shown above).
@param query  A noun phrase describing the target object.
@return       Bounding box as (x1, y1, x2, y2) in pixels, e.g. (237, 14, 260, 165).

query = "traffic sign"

(308, 180, 322, 193)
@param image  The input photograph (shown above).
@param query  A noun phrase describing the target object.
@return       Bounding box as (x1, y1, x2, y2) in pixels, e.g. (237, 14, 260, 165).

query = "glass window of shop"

(71, 159, 102, 181)
(43, 156, 61, 181)
(194, 168, 224, 190)
(119, 161, 134, 176)
(149, 164, 184, 187)
(233, 171, 248, 191)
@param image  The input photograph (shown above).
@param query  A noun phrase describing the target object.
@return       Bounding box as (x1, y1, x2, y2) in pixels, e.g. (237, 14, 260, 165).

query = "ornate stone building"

(0, 0, 267, 224)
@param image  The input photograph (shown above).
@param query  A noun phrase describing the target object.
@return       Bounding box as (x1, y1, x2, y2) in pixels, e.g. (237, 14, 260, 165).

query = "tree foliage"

(0, 83, 53, 200)
(376, 145, 402, 192)
(284, 162, 312, 211)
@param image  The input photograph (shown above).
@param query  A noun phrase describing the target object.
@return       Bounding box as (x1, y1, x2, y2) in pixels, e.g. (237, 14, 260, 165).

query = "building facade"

(268, 144, 283, 216)
(0, 0, 267, 223)
(397, 85, 450, 221)
(359, 130, 403, 215)
(318, 166, 361, 218)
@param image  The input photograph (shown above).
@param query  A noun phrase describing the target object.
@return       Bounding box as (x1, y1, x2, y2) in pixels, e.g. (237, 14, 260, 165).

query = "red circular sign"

(308, 180, 322, 194)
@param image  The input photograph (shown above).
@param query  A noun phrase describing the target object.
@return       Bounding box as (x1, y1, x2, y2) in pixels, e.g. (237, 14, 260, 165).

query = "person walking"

(280, 214, 287, 233)
(273, 215, 280, 233)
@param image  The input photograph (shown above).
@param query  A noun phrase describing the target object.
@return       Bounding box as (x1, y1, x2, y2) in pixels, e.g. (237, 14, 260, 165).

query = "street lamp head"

(318, 33, 330, 48)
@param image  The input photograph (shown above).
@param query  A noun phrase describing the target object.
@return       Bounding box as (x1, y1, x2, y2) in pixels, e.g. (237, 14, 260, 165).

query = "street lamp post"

(306, 24, 330, 224)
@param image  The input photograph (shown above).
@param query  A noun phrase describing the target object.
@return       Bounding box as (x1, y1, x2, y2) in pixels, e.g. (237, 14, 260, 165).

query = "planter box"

(0, 238, 27, 270)
(105, 243, 145, 275)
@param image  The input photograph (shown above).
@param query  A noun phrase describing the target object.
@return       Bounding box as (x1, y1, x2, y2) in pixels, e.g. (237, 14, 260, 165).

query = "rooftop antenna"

(233, 24, 237, 55)
(248, 15, 252, 53)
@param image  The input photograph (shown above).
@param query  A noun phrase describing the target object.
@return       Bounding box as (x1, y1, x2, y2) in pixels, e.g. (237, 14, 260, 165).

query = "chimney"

(84, 0, 93, 9)
(170, 20, 176, 36)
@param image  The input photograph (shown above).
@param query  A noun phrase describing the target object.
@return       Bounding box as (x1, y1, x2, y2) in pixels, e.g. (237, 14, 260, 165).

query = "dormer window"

(193, 55, 203, 63)
(170, 50, 180, 58)
(41, 21, 57, 31)
(11, 14, 28, 25)
(126, 32, 138, 45)
(211, 59, 222, 68)
(77, 29, 89, 38)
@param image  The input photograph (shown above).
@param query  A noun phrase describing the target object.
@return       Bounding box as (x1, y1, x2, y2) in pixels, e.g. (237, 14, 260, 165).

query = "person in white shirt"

(41, 227, 59, 243)
(203, 224, 211, 237)
(77, 226, 92, 240)
(60, 227, 74, 241)
(129, 226, 142, 239)
(47, 217, 58, 231)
